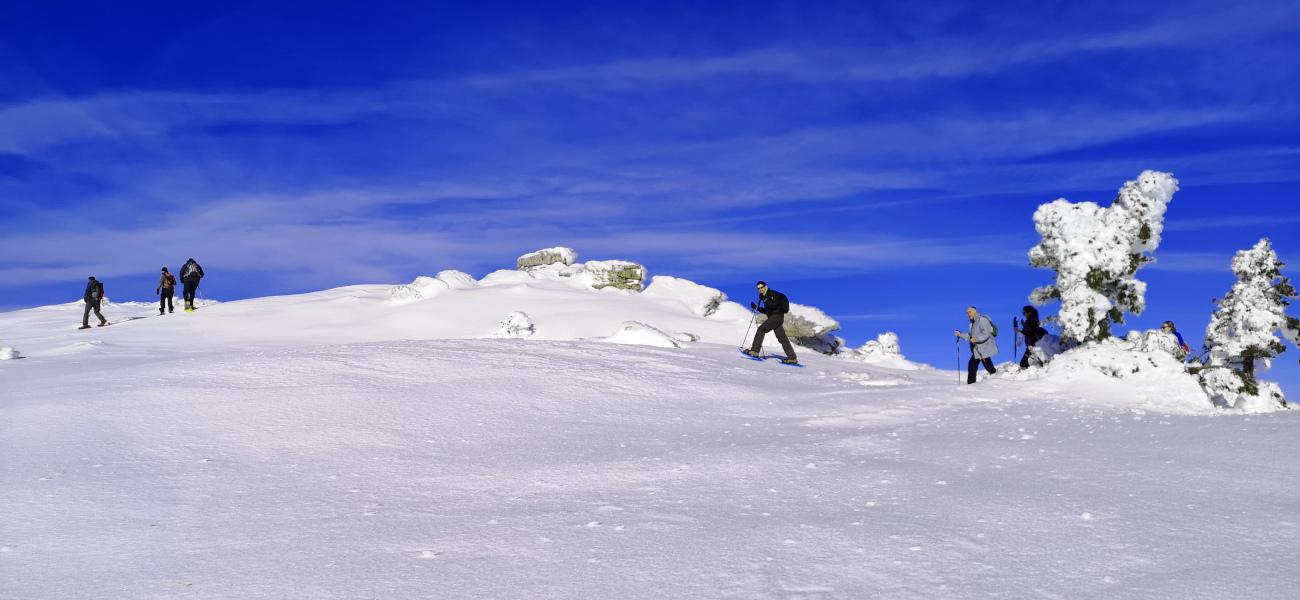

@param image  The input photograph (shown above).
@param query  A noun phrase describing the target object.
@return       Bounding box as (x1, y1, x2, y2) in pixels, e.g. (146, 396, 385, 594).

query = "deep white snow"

(2, 269, 1298, 599)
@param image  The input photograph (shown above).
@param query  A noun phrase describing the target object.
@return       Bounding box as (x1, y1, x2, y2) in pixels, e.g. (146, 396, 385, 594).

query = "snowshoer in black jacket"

(743, 281, 798, 364)
(1017, 305, 1046, 368)
(157, 267, 176, 315)
(179, 258, 204, 311)
(80, 276, 107, 329)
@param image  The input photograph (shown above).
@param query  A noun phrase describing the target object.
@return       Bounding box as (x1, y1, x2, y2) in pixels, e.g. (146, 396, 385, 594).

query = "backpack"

(990, 321, 999, 337)
(96, 281, 105, 300)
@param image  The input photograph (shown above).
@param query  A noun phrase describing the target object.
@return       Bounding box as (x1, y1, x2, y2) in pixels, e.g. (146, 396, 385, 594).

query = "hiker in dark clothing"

(1017, 305, 1047, 368)
(156, 267, 177, 315)
(80, 276, 107, 329)
(179, 258, 204, 311)
(744, 281, 798, 364)
(955, 306, 998, 384)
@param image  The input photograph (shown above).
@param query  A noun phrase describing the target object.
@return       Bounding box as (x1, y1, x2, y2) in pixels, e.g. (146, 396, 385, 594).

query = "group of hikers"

(79, 259, 205, 329)
(742, 280, 1192, 383)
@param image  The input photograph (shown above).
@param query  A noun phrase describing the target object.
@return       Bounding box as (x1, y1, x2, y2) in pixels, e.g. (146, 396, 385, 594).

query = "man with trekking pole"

(954, 305, 998, 384)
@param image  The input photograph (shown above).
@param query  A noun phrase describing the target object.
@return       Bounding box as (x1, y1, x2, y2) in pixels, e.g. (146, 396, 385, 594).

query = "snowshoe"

(741, 349, 760, 357)
(781, 358, 800, 365)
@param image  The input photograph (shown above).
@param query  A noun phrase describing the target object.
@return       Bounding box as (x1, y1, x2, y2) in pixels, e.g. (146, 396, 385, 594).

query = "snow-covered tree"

(1201, 238, 1300, 408)
(1028, 171, 1179, 343)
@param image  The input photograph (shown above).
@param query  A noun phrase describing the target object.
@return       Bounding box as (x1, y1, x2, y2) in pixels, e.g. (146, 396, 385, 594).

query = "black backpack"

(96, 280, 105, 299)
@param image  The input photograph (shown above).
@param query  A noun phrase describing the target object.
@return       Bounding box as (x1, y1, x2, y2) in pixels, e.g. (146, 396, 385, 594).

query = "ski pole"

(739, 307, 758, 351)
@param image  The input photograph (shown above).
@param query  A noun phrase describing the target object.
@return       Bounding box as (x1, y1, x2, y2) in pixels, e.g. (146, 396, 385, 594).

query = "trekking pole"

(956, 337, 967, 384)
(1013, 317, 1020, 366)
(739, 307, 758, 351)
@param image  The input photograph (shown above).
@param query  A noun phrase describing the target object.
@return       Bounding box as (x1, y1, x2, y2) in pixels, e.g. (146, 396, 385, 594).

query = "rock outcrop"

(584, 260, 647, 291)
(517, 247, 578, 270)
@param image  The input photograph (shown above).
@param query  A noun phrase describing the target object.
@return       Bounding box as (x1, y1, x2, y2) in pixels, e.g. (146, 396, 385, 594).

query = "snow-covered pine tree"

(1027, 171, 1179, 344)
(1201, 238, 1300, 409)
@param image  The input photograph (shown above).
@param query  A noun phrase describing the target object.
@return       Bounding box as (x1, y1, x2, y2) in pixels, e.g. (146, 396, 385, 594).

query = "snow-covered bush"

(496, 312, 535, 338)
(642, 276, 726, 317)
(584, 260, 647, 291)
(0, 347, 21, 360)
(517, 247, 578, 270)
(1199, 238, 1299, 409)
(1028, 171, 1178, 343)
(1126, 329, 1185, 360)
(601, 321, 681, 348)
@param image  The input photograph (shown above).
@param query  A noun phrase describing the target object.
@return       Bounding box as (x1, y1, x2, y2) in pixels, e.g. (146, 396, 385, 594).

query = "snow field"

(2, 271, 1299, 598)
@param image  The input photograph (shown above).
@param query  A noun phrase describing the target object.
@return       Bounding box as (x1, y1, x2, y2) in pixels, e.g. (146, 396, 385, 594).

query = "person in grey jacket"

(954, 306, 998, 384)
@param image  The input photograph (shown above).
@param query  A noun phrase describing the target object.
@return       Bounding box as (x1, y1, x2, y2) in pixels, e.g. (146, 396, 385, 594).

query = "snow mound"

(1012, 339, 1214, 413)
(601, 321, 681, 348)
(435, 270, 478, 290)
(642, 276, 726, 317)
(0, 347, 20, 360)
(517, 247, 578, 270)
(496, 312, 535, 339)
(843, 333, 923, 370)
(389, 275, 450, 302)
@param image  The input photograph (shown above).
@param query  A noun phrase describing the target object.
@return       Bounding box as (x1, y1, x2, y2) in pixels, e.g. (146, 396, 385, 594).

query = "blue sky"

(2, 0, 1298, 394)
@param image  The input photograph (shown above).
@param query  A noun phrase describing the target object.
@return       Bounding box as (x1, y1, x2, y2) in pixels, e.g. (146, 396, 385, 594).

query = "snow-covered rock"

(517, 247, 578, 270)
(0, 347, 20, 360)
(496, 312, 535, 339)
(584, 260, 647, 291)
(642, 276, 726, 317)
(777, 303, 842, 354)
(600, 321, 681, 348)
(478, 269, 536, 286)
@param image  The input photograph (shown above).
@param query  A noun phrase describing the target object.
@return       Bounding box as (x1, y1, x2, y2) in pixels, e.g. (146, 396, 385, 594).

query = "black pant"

(968, 356, 996, 384)
(750, 313, 797, 361)
(160, 289, 174, 312)
(82, 300, 105, 327)
(182, 278, 199, 305)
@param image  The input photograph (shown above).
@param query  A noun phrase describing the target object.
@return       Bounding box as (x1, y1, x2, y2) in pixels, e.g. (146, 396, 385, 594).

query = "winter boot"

(742, 349, 760, 357)
(781, 358, 799, 365)
(78, 325, 91, 330)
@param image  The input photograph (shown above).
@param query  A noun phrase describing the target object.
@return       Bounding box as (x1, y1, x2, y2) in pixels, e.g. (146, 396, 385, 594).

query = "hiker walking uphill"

(955, 306, 998, 384)
(743, 281, 799, 365)
(156, 267, 176, 315)
(1017, 305, 1047, 368)
(79, 276, 107, 329)
(179, 258, 204, 311)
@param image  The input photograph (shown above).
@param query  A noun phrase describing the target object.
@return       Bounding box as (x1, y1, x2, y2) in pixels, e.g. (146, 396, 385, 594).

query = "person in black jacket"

(79, 276, 107, 329)
(1017, 305, 1047, 368)
(744, 281, 798, 364)
(179, 258, 205, 311)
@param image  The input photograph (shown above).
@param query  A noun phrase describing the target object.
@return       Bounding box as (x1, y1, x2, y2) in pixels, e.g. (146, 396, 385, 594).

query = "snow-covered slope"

(2, 269, 1299, 599)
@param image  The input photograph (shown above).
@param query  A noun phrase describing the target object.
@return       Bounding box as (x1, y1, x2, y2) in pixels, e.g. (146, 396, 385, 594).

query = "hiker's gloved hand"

(750, 302, 758, 310)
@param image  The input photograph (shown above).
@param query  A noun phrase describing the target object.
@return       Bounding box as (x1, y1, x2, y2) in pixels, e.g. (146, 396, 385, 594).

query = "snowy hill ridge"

(0, 246, 1287, 414)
